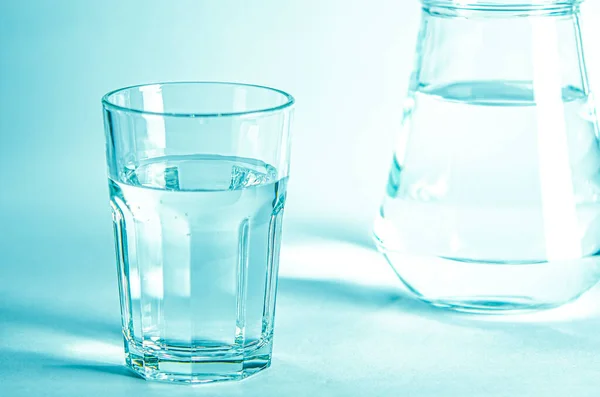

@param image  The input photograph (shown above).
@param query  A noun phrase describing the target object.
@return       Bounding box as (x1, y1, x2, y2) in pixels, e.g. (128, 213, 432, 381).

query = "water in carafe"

(374, 0, 600, 312)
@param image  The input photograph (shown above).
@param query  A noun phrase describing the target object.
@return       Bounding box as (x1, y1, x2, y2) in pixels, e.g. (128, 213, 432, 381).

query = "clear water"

(374, 80, 600, 310)
(109, 154, 286, 380)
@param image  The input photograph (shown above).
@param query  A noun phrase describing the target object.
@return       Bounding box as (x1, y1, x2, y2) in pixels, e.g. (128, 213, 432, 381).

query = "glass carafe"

(374, 0, 600, 312)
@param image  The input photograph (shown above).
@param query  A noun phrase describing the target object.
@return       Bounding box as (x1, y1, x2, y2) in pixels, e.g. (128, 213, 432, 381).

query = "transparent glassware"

(102, 82, 294, 382)
(374, 0, 600, 312)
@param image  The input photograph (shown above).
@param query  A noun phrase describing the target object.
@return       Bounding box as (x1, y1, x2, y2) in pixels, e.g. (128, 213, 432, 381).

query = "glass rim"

(102, 81, 295, 118)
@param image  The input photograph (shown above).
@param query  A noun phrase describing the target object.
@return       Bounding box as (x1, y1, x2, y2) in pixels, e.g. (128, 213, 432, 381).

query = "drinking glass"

(102, 82, 294, 383)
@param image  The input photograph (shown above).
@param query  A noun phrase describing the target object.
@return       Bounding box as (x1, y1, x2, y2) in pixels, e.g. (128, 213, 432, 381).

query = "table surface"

(2, 215, 600, 397)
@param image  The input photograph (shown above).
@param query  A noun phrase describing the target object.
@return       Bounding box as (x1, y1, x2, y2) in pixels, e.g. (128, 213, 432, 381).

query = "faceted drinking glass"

(102, 82, 294, 383)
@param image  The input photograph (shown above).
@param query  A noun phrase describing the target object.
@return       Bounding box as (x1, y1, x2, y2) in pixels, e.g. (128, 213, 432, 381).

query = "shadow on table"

(57, 362, 141, 379)
(279, 277, 543, 324)
(279, 277, 432, 313)
(0, 349, 142, 381)
(279, 276, 600, 347)
(0, 298, 121, 340)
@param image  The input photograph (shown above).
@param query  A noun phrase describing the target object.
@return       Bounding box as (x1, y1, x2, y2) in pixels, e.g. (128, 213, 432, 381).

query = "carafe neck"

(411, 2, 589, 94)
(422, 0, 582, 17)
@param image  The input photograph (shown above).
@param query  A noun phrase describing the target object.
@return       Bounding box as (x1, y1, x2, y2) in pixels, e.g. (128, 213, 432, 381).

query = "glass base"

(123, 337, 273, 384)
(375, 237, 600, 314)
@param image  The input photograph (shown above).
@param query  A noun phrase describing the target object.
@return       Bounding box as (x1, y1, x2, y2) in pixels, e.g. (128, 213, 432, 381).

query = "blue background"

(2, 1, 600, 395)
